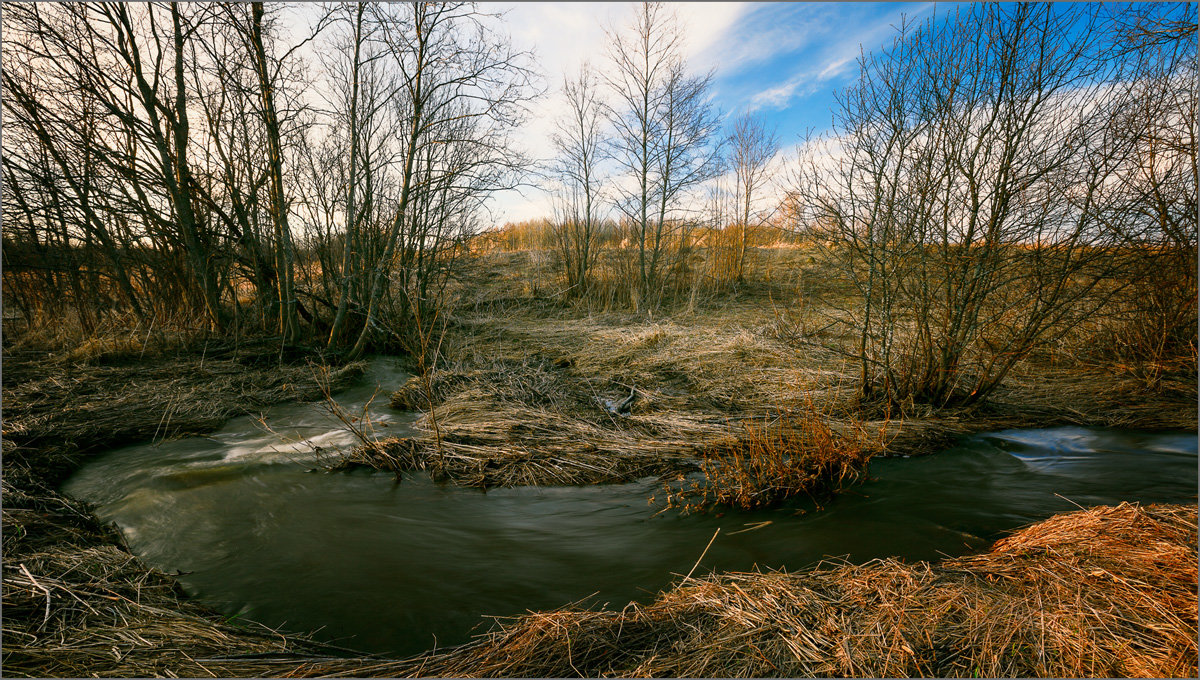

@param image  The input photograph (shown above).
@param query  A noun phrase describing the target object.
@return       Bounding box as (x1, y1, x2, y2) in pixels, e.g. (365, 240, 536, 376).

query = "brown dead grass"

(349, 246, 1193, 492)
(3, 244, 1194, 677)
(662, 405, 876, 513)
(290, 502, 1195, 678)
(1, 347, 371, 678)
(1, 537, 377, 678)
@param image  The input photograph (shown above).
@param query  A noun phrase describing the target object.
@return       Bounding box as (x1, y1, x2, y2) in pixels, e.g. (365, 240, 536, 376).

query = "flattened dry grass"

(330, 502, 1197, 678)
(351, 332, 872, 489)
(2, 351, 365, 494)
(2, 540, 373, 678)
(2, 348, 371, 678)
(349, 303, 878, 489)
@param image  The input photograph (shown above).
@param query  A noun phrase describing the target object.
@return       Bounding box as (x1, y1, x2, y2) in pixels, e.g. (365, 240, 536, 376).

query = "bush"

(662, 406, 872, 513)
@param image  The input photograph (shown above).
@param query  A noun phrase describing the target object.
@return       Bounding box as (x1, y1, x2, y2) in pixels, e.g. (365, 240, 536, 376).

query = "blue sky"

(488, 1, 940, 223)
(698, 2, 935, 136)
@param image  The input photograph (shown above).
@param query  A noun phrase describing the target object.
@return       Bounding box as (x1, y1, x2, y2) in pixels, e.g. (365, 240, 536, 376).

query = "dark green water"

(63, 359, 1198, 657)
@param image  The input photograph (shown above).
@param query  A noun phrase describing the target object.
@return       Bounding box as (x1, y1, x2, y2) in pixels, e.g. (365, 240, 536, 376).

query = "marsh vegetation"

(2, 1, 1196, 677)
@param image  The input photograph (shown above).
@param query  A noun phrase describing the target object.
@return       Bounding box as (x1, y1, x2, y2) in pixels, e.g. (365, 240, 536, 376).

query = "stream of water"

(63, 358, 1198, 657)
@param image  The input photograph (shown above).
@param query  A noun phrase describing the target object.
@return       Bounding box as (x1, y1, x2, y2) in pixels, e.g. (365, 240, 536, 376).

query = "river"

(63, 357, 1198, 657)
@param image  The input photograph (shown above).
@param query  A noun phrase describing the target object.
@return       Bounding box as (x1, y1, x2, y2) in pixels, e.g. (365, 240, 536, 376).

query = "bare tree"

(726, 113, 780, 283)
(313, 1, 397, 349)
(550, 65, 607, 296)
(1101, 3, 1198, 381)
(339, 1, 534, 359)
(791, 3, 1169, 408)
(190, 10, 280, 325)
(650, 60, 721, 290)
(245, 2, 301, 342)
(1, 0, 534, 361)
(2, 3, 232, 329)
(605, 1, 719, 310)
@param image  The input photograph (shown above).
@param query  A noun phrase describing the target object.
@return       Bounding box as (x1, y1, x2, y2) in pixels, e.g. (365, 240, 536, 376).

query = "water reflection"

(63, 364, 1198, 656)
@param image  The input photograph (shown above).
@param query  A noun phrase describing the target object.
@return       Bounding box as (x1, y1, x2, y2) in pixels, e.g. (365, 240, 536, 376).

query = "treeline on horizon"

(2, 2, 1195, 405)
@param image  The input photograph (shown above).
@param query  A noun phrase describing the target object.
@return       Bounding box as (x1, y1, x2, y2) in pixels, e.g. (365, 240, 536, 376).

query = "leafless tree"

(305, 1, 400, 350)
(790, 3, 1178, 408)
(2, 4, 231, 328)
(550, 65, 607, 296)
(246, 2, 301, 341)
(726, 113, 780, 283)
(2, 1, 533, 364)
(333, 2, 534, 359)
(1100, 3, 1198, 380)
(605, 1, 719, 310)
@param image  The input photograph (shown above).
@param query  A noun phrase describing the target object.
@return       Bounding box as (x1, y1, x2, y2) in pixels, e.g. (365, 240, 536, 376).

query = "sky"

(483, 1, 938, 225)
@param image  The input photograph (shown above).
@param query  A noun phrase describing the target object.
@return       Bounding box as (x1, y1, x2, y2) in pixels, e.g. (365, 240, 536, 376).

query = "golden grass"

(662, 405, 876, 513)
(320, 502, 1197, 678)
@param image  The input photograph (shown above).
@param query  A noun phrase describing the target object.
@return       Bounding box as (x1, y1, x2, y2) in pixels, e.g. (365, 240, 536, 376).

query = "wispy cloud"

(484, 2, 940, 223)
(487, 2, 748, 223)
(740, 3, 936, 114)
(693, 3, 828, 74)
(747, 75, 821, 113)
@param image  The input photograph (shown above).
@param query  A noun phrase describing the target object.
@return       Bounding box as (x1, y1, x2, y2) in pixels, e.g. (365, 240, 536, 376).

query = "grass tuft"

(663, 405, 874, 513)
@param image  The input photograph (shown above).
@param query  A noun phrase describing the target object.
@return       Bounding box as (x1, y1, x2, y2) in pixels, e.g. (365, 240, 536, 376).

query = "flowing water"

(63, 358, 1198, 657)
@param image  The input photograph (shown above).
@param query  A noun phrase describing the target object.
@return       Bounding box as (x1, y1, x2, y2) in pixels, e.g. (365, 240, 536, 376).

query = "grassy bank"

(198, 502, 1197, 678)
(342, 246, 1195, 492)
(1, 342, 372, 677)
(2, 245, 1194, 677)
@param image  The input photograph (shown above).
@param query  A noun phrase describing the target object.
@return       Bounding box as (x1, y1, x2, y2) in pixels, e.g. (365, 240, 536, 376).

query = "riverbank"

(3, 245, 1195, 676)
(342, 247, 1196, 490)
(376, 502, 1198, 678)
(3, 336, 1196, 677)
(110, 500, 1188, 678)
(1, 345, 372, 677)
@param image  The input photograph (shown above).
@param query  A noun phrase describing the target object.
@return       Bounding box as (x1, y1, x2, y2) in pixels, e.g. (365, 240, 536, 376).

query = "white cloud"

(692, 3, 824, 75)
(746, 75, 818, 113)
(485, 2, 747, 225)
(677, 2, 748, 67)
(743, 3, 936, 115)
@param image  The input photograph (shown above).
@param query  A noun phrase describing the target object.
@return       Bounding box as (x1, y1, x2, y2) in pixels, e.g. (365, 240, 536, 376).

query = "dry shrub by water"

(663, 405, 874, 513)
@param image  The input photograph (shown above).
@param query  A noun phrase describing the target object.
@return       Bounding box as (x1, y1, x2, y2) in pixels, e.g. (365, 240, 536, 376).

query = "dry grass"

(347, 315, 871, 489)
(43, 500, 1183, 678)
(2, 349, 365, 494)
(301, 502, 1196, 678)
(347, 246, 1193, 492)
(1, 538, 375, 678)
(662, 405, 877, 513)
(3, 243, 1194, 677)
(1, 347, 371, 678)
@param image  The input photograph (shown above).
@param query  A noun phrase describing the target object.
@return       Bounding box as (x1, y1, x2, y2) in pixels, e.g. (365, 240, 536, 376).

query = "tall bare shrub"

(791, 3, 1179, 408)
(605, 2, 720, 311)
